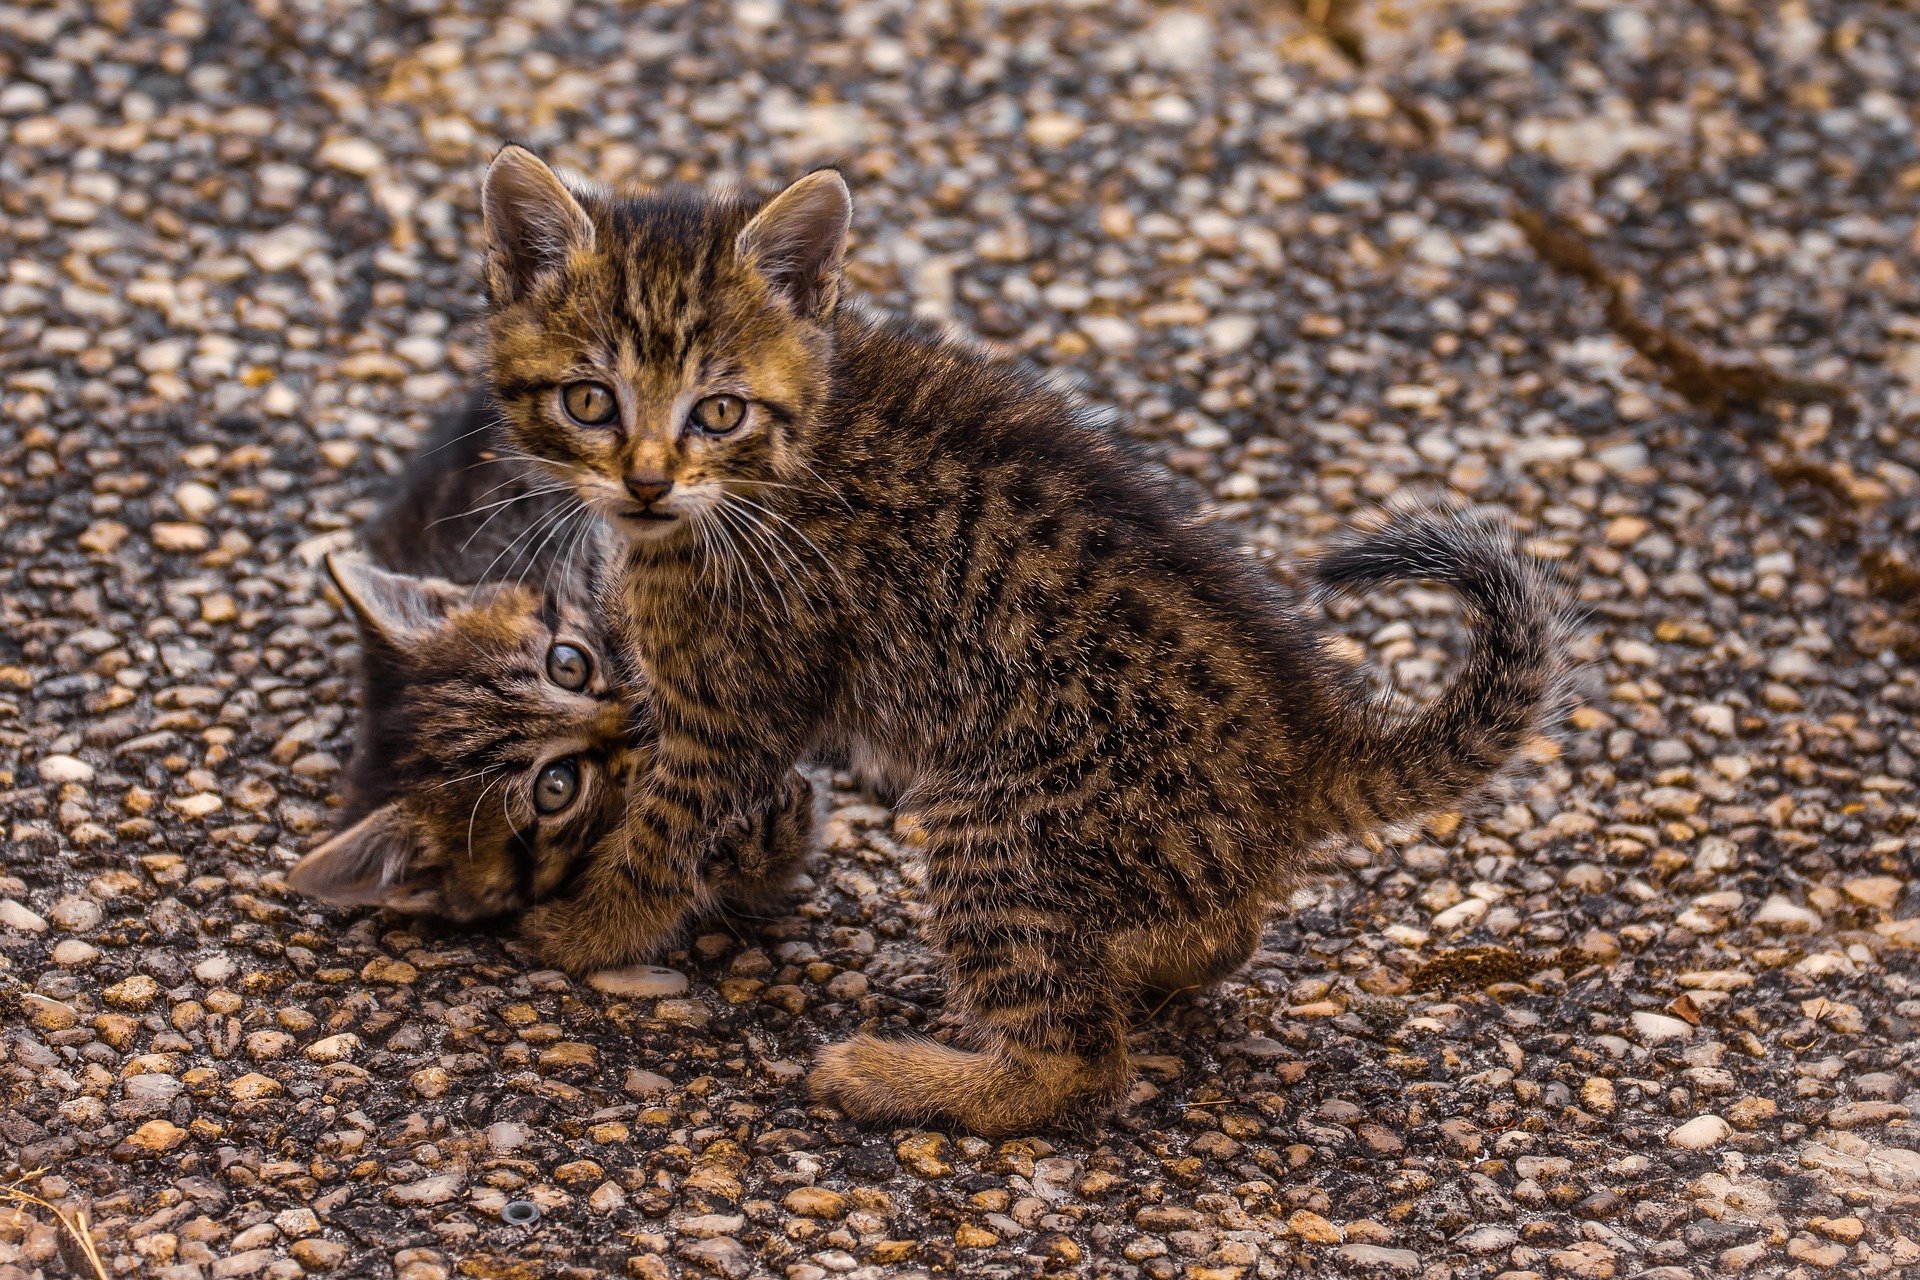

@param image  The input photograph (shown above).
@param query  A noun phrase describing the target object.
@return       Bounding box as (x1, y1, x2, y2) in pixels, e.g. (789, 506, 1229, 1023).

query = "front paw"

(520, 894, 681, 975)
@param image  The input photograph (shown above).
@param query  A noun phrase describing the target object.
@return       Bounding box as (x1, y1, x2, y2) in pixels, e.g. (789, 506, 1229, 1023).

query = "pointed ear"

(325, 553, 468, 647)
(737, 169, 852, 318)
(481, 144, 597, 303)
(287, 805, 443, 912)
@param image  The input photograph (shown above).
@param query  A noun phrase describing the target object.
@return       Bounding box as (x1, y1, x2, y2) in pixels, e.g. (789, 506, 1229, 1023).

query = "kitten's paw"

(808, 1034, 909, 1124)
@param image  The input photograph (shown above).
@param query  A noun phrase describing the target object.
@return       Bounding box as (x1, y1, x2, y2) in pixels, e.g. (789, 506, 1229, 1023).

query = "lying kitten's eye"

(562, 381, 617, 426)
(533, 758, 580, 814)
(689, 394, 746, 435)
(546, 643, 591, 690)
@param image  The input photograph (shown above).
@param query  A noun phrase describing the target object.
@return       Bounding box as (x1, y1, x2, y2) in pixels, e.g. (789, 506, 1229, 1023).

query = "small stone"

(290, 1239, 348, 1271)
(0, 899, 48, 933)
(38, 753, 94, 783)
(50, 939, 98, 965)
(1336, 1244, 1422, 1273)
(304, 1033, 360, 1063)
(388, 1172, 464, 1206)
(954, 1224, 999, 1249)
(1842, 877, 1903, 911)
(318, 137, 384, 175)
(1287, 1210, 1341, 1244)
(1632, 1012, 1693, 1043)
(120, 1118, 189, 1156)
(104, 974, 161, 1009)
(228, 1073, 283, 1102)
(589, 1181, 627, 1214)
(587, 966, 688, 998)
(675, 1237, 751, 1280)
(624, 1068, 673, 1096)
(173, 481, 220, 520)
(274, 1208, 320, 1238)
(1810, 1217, 1863, 1245)
(1667, 1115, 1731, 1149)
(783, 1187, 848, 1219)
(1825, 1101, 1909, 1129)
(151, 522, 213, 553)
(897, 1132, 954, 1178)
(1753, 895, 1822, 932)
(1582, 1078, 1616, 1114)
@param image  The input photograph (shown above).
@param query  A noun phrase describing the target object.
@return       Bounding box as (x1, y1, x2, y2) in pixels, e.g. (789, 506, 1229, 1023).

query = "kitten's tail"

(1302, 499, 1576, 842)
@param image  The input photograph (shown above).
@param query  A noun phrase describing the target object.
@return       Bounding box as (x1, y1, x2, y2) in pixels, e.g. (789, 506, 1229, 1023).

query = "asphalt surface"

(1, 2, 1918, 1278)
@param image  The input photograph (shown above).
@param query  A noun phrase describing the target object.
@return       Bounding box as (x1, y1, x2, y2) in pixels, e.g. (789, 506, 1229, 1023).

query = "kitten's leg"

(523, 734, 814, 971)
(810, 902, 1130, 1135)
(709, 769, 816, 917)
(521, 835, 709, 972)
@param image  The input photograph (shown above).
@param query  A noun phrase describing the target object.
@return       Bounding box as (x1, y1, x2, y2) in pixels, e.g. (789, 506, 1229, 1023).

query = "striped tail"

(1302, 500, 1576, 840)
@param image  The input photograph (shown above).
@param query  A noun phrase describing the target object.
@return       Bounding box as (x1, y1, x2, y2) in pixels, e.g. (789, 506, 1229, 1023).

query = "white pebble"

(38, 754, 94, 784)
(1667, 1115, 1731, 1149)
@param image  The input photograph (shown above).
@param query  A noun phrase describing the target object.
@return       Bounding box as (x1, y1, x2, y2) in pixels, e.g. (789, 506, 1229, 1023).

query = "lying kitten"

(288, 401, 814, 929)
(475, 147, 1573, 1133)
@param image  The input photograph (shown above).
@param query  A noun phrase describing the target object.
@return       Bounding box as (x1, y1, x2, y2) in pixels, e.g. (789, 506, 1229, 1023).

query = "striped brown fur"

(478, 147, 1574, 1134)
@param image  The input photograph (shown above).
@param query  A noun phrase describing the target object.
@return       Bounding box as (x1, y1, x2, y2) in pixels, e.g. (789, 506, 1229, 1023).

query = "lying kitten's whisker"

(474, 494, 579, 586)
(431, 481, 575, 533)
(453, 485, 577, 557)
(512, 497, 589, 595)
(467, 770, 511, 869)
(429, 764, 506, 793)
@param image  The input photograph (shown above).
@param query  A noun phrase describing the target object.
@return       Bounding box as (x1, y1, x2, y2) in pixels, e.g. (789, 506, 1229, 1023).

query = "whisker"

(717, 500, 802, 621)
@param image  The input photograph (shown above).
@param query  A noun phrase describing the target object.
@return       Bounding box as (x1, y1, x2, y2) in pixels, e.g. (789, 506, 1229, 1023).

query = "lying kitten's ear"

(326, 553, 468, 647)
(481, 144, 596, 303)
(287, 805, 443, 913)
(738, 168, 852, 318)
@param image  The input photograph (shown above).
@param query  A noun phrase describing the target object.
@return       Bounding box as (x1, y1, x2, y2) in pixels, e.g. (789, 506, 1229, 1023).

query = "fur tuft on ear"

(325, 553, 468, 647)
(737, 168, 853, 318)
(287, 805, 443, 913)
(481, 145, 597, 303)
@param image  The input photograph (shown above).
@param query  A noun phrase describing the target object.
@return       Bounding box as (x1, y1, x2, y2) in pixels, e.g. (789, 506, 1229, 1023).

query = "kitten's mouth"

(611, 505, 682, 540)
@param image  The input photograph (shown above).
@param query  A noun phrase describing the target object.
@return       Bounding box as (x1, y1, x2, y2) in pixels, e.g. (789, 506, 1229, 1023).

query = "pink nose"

(624, 476, 672, 506)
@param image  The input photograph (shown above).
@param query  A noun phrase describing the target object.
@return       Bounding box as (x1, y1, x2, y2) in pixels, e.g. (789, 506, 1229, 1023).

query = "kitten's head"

(477, 146, 852, 545)
(287, 552, 646, 923)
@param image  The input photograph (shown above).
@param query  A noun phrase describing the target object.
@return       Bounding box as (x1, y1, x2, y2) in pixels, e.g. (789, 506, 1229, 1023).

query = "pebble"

(0, 899, 48, 933)
(1336, 1244, 1423, 1273)
(38, 753, 94, 783)
(1667, 1116, 1733, 1149)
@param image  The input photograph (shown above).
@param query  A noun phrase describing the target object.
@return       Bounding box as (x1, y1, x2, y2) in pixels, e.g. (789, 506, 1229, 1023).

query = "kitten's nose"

(624, 475, 673, 506)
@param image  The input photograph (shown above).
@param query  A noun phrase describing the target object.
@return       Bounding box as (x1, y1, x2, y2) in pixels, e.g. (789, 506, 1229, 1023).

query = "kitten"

(476, 146, 1573, 1133)
(288, 400, 815, 931)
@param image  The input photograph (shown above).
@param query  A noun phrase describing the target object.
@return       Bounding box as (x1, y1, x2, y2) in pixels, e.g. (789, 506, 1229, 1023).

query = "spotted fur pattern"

(288, 400, 815, 932)
(478, 148, 1574, 1134)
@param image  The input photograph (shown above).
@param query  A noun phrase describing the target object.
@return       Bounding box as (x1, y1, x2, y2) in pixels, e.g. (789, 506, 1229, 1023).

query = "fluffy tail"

(1302, 501, 1575, 840)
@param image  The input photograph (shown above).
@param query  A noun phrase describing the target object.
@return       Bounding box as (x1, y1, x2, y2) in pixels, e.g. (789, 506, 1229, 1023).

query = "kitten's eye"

(546, 643, 591, 690)
(533, 758, 579, 814)
(562, 381, 617, 426)
(690, 394, 746, 435)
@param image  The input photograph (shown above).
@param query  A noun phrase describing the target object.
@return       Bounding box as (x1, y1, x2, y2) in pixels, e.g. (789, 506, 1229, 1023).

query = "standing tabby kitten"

(288, 401, 814, 929)
(477, 147, 1573, 1133)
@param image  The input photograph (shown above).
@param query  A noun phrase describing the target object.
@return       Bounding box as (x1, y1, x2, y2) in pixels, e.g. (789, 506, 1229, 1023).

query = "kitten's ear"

(287, 805, 443, 913)
(325, 553, 468, 647)
(737, 169, 853, 318)
(481, 145, 597, 303)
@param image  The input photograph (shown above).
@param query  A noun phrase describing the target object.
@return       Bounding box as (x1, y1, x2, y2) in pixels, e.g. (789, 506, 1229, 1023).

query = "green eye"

(546, 643, 590, 690)
(533, 758, 580, 815)
(562, 381, 617, 426)
(690, 394, 746, 435)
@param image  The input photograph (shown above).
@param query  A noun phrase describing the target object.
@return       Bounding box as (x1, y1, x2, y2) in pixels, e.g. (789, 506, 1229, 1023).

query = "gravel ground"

(3, 1, 1919, 1277)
